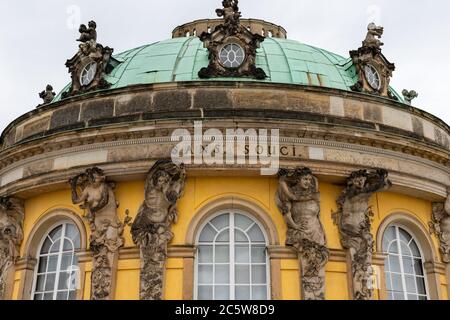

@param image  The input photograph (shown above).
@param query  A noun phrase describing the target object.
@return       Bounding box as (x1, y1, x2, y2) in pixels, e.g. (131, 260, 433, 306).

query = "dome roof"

(55, 36, 402, 101)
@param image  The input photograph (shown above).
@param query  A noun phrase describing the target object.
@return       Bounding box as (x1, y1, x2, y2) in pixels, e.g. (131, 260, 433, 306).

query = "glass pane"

(47, 255, 58, 272)
(198, 286, 213, 300)
(388, 241, 399, 254)
(409, 240, 421, 257)
(251, 246, 266, 263)
(391, 273, 403, 291)
(400, 242, 412, 256)
(384, 258, 390, 272)
(385, 274, 392, 291)
(418, 295, 427, 301)
(235, 214, 253, 230)
(43, 292, 54, 300)
(248, 225, 265, 242)
(58, 273, 69, 290)
(198, 266, 213, 284)
(414, 259, 424, 276)
(235, 286, 250, 300)
(405, 275, 416, 293)
(215, 246, 230, 263)
(403, 257, 414, 274)
(383, 227, 396, 251)
(235, 265, 250, 284)
(235, 245, 250, 263)
(45, 273, 56, 291)
(49, 226, 62, 241)
(216, 231, 230, 243)
(210, 214, 229, 231)
(407, 294, 418, 301)
(235, 230, 248, 243)
(214, 286, 230, 300)
(416, 277, 427, 295)
(198, 246, 213, 263)
(399, 229, 412, 243)
(34, 293, 43, 301)
(69, 291, 77, 300)
(199, 224, 217, 243)
(215, 265, 230, 284)
(38, 257, 48, 273)
(389, 256, 401, 273)
(35, 275, 45, 291)
(50, 240, 61, 254)
(252, 286, 267, 300)
(63, 239, 74, 252)
(41, 238, 52, 254)
(393, 292, 405, 300)
(252, 266, 266, 284)
(56, 291, 68, 300)
(61, 253, 73, 271)
(66, 224, 79, 242)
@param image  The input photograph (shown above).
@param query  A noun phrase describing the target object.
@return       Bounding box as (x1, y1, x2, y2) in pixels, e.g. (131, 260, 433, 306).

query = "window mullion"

(54, 223, 66, 300)
(230, 212, 235, 300)
(396, 227, 408, 300)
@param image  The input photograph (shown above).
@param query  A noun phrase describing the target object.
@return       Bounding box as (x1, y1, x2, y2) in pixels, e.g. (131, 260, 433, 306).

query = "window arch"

(383, 225, 429, 300)
(195, 210, 270, 300)
(32, 222, 81, 300)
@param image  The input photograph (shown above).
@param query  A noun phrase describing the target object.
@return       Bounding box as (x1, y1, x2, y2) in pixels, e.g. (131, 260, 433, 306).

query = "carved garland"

(131, 160, 186, 300)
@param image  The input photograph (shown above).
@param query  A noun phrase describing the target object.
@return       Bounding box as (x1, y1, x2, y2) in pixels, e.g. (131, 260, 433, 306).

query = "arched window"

(32, 222, 81, 300)
(383, 225, 429, 300)
(195, 211, 270, 300)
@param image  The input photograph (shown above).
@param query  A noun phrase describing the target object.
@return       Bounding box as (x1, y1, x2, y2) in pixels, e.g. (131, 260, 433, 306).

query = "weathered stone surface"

(287, 91, 329, 114)
(153, 91, 191, 112)
(23, 160, 54, 178)
(363, 103, 382, 123)
(344, 100, 363, 120)
(194, 90, 233, 109)
(21, 116, 51, 140)
(412, 117, 424, 137)
(50, 104, 81, 129)
(115, 93, 153, 116)
(233, 89, 287, 110)
(80, 99, 114, 121)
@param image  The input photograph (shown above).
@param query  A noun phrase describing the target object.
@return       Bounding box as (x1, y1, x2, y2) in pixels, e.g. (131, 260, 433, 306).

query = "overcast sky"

(0, 0, 449, 132)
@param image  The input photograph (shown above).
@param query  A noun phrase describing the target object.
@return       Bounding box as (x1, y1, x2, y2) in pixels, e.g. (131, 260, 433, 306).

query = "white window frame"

(31, 221, 80, 301)
(383, 224, 430, 300)
(194, 209, 271, 300)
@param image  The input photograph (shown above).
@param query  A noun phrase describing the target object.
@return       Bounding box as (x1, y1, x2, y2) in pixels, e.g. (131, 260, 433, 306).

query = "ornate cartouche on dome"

(197, 0, 267, 80)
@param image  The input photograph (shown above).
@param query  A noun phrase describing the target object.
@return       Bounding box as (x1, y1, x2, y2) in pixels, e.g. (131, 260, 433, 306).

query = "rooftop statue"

(363, 22, 384, 49)
(77, 21, 97, 43)
(38, 84, 56, 105)
(402, 89, 419, 105)
(216, 0, 241, 31)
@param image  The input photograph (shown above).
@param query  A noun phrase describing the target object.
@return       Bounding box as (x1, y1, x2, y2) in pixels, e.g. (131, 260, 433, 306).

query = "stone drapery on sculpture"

(276, 168, 329, 300)
(62, 21, 115, 99)
(0, 197, 24, 300)
(333, 169, 391, 300)
(131, 160, 186, 300)
(38, 85, 56, 105)
(198, 0, 267, 80)
(70, 167, 130, 300)
(430, 190, 450, 263)
(350, 23, 396, 100)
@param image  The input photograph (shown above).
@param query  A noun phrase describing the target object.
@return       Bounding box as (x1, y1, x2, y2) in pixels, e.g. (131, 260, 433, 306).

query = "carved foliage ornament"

(350, 23, 396, 100)
(430, 191, 450, 263)
(131, 160, 186, 300)
(199, 0, 267, 80)
(70, 167, 130, 300)
(0, 197, 24, 300)
(63, 21, 114, 99)
(333, 169, 391, 300)
(276, 167, 329, 300)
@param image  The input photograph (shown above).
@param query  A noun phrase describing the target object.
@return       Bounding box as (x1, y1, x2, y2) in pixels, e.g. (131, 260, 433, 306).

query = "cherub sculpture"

(334, 169, 391, 300)
(216, 0, 241, 31)
(0, 197, 24, 300)
(430, 189, 450, 263)
(77, 20, 97, 43)
(276, 167, 329, 300)
(402, 89, 419, 105)
(39, 85, 56, 105)
(131, 160, 186, 300)
(363, 22, 384, 49)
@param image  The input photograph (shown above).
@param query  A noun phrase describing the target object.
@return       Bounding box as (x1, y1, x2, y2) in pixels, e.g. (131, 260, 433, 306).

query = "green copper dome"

(55, 36, 402, 101)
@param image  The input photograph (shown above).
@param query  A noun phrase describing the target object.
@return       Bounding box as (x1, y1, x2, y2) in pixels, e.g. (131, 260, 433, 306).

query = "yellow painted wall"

(14, 177, 449, 300)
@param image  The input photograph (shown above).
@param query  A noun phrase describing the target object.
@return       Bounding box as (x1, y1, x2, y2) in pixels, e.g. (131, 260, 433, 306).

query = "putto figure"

(276, 167, 329, 300)
(38, 85, 56, 105)
(363, 22, 384, 49)
(77, 21, 97, 43)
(430, 189, 450, 263)
(131, 160, 186, 300)
(0, 197, 24, 300)
(70, 167, 129, 300)
(216, 0, 241, 32)
(333, 169, 391, 300)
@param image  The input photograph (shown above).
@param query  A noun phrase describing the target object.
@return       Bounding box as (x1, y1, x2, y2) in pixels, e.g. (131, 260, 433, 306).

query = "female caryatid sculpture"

(131, 160, 186, 300)
(276, 167, 329, 300)
(70, 167, 129, 300)
(333, 169, 391, 300)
